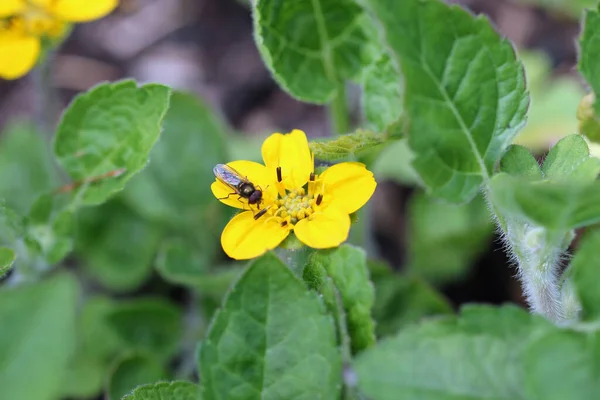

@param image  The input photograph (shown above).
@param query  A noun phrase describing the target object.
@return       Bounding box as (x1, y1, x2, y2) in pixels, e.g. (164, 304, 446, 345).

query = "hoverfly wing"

(213, 164, 247, 189)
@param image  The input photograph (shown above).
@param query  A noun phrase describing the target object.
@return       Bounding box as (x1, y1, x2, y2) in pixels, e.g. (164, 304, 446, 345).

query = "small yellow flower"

(211, 129, 377, 260)
(0, 0, 118, 80)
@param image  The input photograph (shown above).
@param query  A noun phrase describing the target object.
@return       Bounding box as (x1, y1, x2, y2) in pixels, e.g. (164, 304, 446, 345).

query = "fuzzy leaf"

(254, 0, 375, 103)
(54, 80, 171, 207)
(0, 274, 78, 400)
(363, 0, 529, 202)
(304, 244, 376, 353)
(199, 253, 341, 400)
(123, 381, 201, 400)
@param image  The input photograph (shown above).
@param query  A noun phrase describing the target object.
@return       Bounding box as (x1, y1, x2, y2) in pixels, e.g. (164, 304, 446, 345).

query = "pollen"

(276, 188, 319, 225)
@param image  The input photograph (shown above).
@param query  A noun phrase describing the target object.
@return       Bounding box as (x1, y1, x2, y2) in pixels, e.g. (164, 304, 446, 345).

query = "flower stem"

(329, 82, 350, 135)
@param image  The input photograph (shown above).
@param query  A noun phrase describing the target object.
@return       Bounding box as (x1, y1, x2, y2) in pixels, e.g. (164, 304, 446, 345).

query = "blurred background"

(0, 0, 594, 363)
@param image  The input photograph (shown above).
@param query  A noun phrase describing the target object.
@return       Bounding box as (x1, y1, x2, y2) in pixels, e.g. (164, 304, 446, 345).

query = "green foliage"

(0, 122, 59, 214)
(492, 135, 600, 230)
(54, 80, 171, 207)
(0, 247, 15, 278)
(0, 274, 78, 400)
(199, 253, 342, 400)
(123, 91, 228, 231)
(500, 145, 543, 179)
(108, 354, 167, 400)
(491, 175, 600, 230)
(304, 244, 376, 353)
(27, 194, 74, 264)
(254, 0, 376, 103)
(362, 53, 403, 132)
(513, 0, 595, 18)
(354, 305, 554, 399)
(570, 229, 600, 322)
(371, 139, 420, 185)
(61, 296, 125, 399)
(579, 5, 600, 115)
(363, 0, 528, 203)
(523, 330, 600, 400)
(76, 200, 163, 291)
(156, 239, 243, 298)
(369, 261, 453, 337)
(107, 298, 183, 363)
(407, 191, 494, 284)
(309, 129, 387, 161)
(123, 381, 201, 400)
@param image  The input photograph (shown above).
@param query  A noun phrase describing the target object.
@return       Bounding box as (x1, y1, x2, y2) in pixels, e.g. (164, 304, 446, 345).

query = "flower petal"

(261, 129, 312, 190)
(221, 211, 290, 260)
(319, 162, 377, 214)
(211, 160, 277, 209)
(0, 32, 40, 80)
(294, 207, 350, 249)
(0, 0, 25, 17)
(46, 0, 118, 22)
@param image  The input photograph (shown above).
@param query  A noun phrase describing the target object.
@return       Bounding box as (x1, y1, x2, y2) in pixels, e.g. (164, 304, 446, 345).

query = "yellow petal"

(319, 162, 377, 214)
(211, 160, 277, 209)
(221, 211, 290, 260)
(294, 208, 350, 249)
(261, 129, 312, 190)
(0, 32, 40, 80)
(0, 0, 25, 17)
(46, 0, 118, 22)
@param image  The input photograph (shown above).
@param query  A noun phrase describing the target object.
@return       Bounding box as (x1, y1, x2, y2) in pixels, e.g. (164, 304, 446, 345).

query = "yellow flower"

(211, 129, 377, 260)
(0, 0, 118, 80)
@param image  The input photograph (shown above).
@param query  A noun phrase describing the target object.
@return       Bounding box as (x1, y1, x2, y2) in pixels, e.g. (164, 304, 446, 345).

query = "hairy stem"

(329, 83, 350, 135)
(503, 221, 572, 323)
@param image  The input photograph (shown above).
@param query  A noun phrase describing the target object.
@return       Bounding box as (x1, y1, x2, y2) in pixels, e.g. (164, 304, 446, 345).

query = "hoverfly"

(213, 164, 263, 208)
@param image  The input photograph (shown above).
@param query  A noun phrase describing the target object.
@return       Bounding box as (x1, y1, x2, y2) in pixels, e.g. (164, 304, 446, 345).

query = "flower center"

(274, 188, 323, 225)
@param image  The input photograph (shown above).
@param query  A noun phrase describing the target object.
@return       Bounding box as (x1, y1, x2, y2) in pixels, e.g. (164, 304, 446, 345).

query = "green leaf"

(570, 229, 600, 321)
(0, 273, 78, 400)
(61, 356, 106, 399)
(499, 145, 543, 180)
(309, 129, 386, 161)
(304, 244, 376, 353)
(363, 0, 529, 202)
(407, 191, 494, 284)
(0, 121, 60, 214)
(579, 5, 600, 115)
(523, 329, 600, 400)
(61, 296, 126, 398)
(123, 381, 201, 400)
(77, 200, 163, 291)
(362, 53, 403, 132)
(0, 247, 15, 278)
(369, 261, 453, 338)
(108, 354, 167, 400)
(254, 0, 376, 103)
(371, 139, 420, 185)
(541, 134, 600, 183)
(54, 80, 171, 207)
(27, 194, 74, 264)
(156, 240, 243, 299)
(490, 173, 600, 230)
(123, 91, 228, 240)
(108, 298, 183, 362)
(513, 0, 595, 18)
(354, 305, 553, 400)
(199, 252, 341, 400)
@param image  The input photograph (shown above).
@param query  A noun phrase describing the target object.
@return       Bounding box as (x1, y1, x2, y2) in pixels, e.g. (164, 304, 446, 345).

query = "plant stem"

(329, 83, 350, 135)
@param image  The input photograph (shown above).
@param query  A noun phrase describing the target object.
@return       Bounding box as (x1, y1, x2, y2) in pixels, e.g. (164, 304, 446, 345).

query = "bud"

(577, 93, 600, 143)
